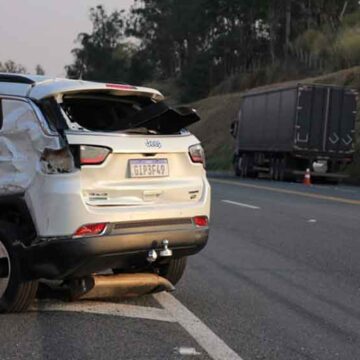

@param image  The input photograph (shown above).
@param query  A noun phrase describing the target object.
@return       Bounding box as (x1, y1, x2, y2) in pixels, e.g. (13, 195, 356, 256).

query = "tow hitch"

(147, 239, 173, 263)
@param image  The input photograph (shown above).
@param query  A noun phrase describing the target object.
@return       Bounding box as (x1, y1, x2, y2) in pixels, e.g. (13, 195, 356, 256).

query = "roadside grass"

(206, 143, 233, 171)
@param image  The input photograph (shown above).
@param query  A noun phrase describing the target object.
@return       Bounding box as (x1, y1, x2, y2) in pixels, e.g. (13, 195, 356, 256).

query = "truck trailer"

(230, 84, 358, 181)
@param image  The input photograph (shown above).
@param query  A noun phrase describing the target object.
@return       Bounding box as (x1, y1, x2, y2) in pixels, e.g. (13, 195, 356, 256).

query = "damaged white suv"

(0, 73, 210, 312)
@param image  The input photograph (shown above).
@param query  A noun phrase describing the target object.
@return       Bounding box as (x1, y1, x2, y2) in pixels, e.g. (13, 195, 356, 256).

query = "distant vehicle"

(230, 84, 357, 181)
(0, 73, 210, 313)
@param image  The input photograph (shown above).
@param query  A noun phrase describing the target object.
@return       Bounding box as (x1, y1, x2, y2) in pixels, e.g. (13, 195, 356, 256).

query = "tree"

(66, 5, 131, 82)
(128, 0, 269, 99)
(35, 64, 45, 75)
(0, 60, 26, 73)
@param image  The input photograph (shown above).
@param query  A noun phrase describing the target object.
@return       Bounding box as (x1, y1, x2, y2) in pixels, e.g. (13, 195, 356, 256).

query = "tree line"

(0, 60, 45, 75)
(4, 1, 359, 101)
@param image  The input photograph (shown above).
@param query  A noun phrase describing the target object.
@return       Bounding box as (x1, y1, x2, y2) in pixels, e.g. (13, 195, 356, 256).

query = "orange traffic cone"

(303, 168, 312, 186)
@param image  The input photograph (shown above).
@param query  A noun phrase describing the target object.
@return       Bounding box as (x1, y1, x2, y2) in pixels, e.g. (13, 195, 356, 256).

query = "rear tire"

(0, 222, 38, 313)
(270, 158, 279, 180)
(157, 257, 187, 286)
(241, 155, 249, 178)
(279, 158, 286, 181)
(234, 156, 242, 177)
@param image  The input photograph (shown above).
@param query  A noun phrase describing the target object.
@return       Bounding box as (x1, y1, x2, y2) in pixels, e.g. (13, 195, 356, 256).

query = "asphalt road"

(1, 176, 360, 360)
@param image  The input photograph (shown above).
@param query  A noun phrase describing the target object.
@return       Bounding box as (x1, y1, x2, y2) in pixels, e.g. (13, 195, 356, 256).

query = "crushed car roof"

(0, 73, 164, 101)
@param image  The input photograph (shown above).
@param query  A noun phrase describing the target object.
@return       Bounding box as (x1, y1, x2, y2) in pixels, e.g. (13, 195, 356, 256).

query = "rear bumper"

(22, 225, 209, 280)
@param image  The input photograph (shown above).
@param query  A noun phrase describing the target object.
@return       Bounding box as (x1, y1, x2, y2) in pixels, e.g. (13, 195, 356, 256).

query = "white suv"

(0, 74, 210, 313)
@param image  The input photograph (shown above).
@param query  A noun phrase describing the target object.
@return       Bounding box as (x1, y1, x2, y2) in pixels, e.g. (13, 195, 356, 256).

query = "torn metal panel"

(0, 99, 63, 191)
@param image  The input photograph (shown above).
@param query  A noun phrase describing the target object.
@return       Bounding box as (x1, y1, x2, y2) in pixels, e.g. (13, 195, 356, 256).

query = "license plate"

(129, 159, 169, 178)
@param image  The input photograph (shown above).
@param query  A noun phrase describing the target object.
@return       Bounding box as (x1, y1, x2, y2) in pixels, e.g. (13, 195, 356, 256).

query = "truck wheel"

(157, 257, 187, 286)
(279, 159, 286, 181)
(0, 222, 38, 313)
(269, 159, 274, 179)
(247, 156, 257, 178)
(274, 159, 281, 181)
(234, 156, 242, 177)
(241, 155, 248, 177)
(270, 158, 278, 180)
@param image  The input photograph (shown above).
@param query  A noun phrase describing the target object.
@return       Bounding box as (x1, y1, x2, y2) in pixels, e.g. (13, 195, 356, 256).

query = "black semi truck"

(230, 84, 358, 181)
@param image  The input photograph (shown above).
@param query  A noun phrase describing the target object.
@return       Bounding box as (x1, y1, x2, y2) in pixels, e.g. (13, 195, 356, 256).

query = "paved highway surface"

(1, 176, 360, 360)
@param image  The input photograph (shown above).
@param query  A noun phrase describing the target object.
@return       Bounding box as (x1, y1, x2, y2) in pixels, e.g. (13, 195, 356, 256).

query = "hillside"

(189, 66, 360, 179)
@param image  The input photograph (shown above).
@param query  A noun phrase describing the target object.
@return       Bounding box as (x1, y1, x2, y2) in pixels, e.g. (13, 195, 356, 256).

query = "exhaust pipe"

(70, 273, 175, 300)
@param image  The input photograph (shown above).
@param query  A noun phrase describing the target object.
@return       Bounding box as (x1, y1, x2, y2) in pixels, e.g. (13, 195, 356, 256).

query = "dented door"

(0, 98, 61, 192)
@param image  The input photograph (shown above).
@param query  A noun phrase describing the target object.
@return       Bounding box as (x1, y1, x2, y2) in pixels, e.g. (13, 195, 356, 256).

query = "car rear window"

(59, 94, 200, 134)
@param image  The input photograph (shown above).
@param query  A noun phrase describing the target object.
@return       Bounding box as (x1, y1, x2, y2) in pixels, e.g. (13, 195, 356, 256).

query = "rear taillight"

(80, 145, 111, 165)
(189, 144, 206, 167)
(73, 223, 108, 238)
(193, 216, 209, 227)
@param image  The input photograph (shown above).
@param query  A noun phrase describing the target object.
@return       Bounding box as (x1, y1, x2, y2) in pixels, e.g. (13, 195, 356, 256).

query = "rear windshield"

(57, 94, 199, 135)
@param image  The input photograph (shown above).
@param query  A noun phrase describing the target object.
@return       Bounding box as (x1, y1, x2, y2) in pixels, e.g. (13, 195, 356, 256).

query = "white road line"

(31, 300, 176, 323)
(154, 292, 243, 360)
(177, 347, 201, 356)
(222, 199, 260, 210)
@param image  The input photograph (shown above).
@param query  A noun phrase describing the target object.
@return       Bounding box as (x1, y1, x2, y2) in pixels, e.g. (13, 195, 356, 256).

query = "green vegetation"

(65, 1, 360, 102)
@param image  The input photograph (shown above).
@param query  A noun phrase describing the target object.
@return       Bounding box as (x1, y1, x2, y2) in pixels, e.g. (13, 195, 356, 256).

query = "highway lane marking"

(222, 199, 260, 210)
(176, 347, 201, 356)
(33, 294, 243, 359)
(154, 292, 243, 360)
(31, 300, 176, 323)
(211, 178, 360, 206)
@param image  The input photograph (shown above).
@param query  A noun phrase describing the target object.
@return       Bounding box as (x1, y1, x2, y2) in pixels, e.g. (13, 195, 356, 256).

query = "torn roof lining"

(0, 74, 164, 102)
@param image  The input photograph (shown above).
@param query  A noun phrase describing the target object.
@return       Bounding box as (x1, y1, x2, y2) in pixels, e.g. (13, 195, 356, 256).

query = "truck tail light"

(189, 144, 206, 167)
(193, 216, 209, 227)
(80, 145, 111, 165)
(73, 223, 108, 238)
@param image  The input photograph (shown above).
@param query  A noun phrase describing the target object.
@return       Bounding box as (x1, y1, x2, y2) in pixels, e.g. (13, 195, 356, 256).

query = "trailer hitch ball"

(147, 249, 158, 263)
(160, 240, 173, 257)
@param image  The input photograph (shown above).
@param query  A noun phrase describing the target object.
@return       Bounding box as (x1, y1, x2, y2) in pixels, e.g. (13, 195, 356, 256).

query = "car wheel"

(157, 257, 187, 286)
(0, 222, 38, 313)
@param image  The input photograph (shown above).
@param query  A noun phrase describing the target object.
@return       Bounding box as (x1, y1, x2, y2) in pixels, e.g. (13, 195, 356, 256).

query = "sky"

(0, 0, 134, 76)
